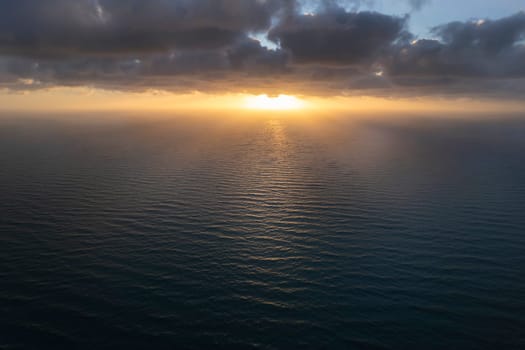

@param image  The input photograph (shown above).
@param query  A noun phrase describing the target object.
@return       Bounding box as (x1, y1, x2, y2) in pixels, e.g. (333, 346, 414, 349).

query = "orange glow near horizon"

(1, 87, 525, 115)
(243, 94, 307, 111)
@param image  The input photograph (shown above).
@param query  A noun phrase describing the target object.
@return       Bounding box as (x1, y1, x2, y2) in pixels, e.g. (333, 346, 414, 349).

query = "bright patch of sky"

(250, 32, 280, 51)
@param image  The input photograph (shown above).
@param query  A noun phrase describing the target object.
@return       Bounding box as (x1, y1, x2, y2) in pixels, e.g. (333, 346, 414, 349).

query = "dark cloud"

(0, 0, 284, 56)
(269, 9, 407, 65)
(433, 12, 525, 55)
(0, 1, 524, 98)
(227, 37, 289, 73)
(384, 12, 525, 79)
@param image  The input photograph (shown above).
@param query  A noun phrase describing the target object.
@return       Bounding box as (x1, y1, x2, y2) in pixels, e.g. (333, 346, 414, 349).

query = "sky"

(0, 0, 524, 111)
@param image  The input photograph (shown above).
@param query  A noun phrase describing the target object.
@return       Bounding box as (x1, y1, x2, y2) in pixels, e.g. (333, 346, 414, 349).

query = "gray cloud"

(0, 0, 285, 56)
(0, 1, 524, 98)
(269, 9, 407, 65)
(384, 12, 525, 79)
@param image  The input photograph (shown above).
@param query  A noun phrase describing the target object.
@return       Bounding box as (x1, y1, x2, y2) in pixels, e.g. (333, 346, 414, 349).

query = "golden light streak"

(243, 94, 306, 110)
(1, 88, 524, 115)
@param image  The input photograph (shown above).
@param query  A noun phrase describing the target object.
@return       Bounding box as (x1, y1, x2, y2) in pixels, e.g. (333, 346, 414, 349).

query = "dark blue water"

(1, 112, 524, 349)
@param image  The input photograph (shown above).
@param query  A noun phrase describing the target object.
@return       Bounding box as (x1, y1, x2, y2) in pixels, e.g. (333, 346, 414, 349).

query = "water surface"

(1, 112, 524, 349)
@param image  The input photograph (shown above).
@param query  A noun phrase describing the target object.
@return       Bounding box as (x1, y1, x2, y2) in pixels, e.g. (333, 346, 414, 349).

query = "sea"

(1, 111, 524, 349)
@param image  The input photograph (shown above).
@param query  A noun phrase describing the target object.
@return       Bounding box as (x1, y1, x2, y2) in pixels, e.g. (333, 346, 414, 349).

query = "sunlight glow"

(243, 94, 306, 111)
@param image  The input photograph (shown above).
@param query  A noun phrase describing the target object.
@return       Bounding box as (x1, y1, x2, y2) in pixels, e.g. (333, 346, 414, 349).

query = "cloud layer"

(0, 0, 524, 98)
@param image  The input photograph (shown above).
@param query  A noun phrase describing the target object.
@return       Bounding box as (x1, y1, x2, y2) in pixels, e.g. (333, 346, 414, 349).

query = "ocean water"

(1, 112, 524, 349)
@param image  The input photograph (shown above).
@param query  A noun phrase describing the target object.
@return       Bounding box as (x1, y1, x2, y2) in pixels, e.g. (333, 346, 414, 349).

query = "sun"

(243, 94, 306, 110)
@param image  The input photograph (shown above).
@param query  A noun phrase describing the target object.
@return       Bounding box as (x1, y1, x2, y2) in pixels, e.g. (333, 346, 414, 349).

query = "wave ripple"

(1, 114, 525, 349)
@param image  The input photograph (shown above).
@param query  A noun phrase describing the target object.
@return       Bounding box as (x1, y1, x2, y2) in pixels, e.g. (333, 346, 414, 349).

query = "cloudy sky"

(0, 0, 524, 105)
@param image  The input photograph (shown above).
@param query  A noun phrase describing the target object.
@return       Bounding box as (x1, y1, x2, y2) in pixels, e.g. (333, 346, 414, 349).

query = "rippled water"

(1, 112, 524, 349)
